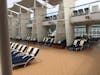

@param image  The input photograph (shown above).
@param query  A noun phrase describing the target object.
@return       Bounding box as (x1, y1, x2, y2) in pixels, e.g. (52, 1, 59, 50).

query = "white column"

(32, 1, 37, 39)
(18, 7, 22, 38)
(32, 19, 37, 39)
(63, 0, 76, 46)
(55, 2, 66, 42)
(20, 12, 30, 40)
(86, 25, 91, 36)
(35, 7, 48, 42)
(11, 16, 19, 38)
(8, 16, 13, 38)
(0, 0, 12, 75)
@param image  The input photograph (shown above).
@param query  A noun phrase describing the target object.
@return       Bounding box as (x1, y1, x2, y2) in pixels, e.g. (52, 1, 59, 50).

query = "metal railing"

(43, 11, 58, 21)
(70, 0, 100, 17)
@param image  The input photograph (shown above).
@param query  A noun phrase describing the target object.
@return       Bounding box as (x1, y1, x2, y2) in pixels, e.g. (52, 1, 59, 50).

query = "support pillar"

(0, 0, 12, 75)
(17, 7, 22, 39)
(55, 2, 66, 42)
(63, 0, 76, 46)
(86, 25, 91, 36)
(32, 0, 37, 39)
(20, 12, 30, 40)
(32, 19, 37, 39)
(35, 7, 48, 42)
(11, 16, 19, 38)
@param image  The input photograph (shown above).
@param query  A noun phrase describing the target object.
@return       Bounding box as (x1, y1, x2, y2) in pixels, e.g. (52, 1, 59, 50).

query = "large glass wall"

(74, 25, 86, 37)
(91, 25, 100, 38)
(74, 24, 100, 38)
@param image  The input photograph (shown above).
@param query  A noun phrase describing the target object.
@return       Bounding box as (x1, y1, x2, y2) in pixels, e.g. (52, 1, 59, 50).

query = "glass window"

(92, 5, 99, 12)
(91, 25, 100, 38)
(74, 25, 86, 37)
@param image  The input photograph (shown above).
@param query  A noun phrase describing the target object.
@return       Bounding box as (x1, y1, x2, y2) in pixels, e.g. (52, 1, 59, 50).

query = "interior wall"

(63, 0, 76, 46)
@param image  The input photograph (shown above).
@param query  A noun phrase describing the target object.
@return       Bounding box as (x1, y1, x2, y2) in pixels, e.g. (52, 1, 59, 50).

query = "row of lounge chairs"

(22, 37, 37, 42)
(10, 36, 66, 49)
(10, 37, 37, 44)
(39, 37, 66, 49)
(10, 36, 99, 51)
(68, 38, 89, 51)
(67, 36, 99, 51)
(39, 37, 55, 46)
(10, 42, 39, 67)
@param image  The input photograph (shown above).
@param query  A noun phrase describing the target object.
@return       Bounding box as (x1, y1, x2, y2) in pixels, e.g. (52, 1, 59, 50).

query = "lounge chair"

(74, 39, 88, 51)
(44, 37, 51, 45)
(39, 37, 45, 45)
(12, 45, 27, 57)
(25, 47, 34, 55)
(10, 42, 12, 45)
(12, 55, 34, 67)
(48, 38, 55, 46)
(12, 43, 19, 50)
(11, 44, 23, 54)
(12, 46, 33, 58)
(68, 39, 81, 50)
(41, 37, 47, 45)
(12, 47, 40, 67)
(14, 47, 39, 58)
(10, 43, 16, 49)
(28, 47, 39, 57)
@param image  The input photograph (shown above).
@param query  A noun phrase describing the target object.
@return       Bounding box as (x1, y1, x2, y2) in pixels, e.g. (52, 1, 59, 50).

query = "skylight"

(7, 0, 22, 8)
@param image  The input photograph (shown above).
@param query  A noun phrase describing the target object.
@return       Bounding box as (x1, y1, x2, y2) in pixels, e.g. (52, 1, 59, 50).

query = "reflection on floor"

(11, 41, 100, 75)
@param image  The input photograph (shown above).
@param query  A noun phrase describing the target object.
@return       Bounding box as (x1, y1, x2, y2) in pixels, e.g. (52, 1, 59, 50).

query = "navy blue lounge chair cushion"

(12, 55, 33, 64)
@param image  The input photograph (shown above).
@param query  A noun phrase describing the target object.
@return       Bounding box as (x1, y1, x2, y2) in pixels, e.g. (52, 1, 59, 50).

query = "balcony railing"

(43, 11, 58, 21)
(71, 0, 100, 17)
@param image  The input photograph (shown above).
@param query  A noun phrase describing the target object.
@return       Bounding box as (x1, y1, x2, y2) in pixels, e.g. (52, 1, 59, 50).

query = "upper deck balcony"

(42, 11, 58, 26)
(42, 10, 65, 26)
(70, 1, 100, 25)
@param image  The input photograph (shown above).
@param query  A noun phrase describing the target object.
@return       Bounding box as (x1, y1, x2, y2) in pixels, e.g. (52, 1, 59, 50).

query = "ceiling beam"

(37, 0, 53, 8)
(14, 3, 34, 13)
(8, 9, 20, 15)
